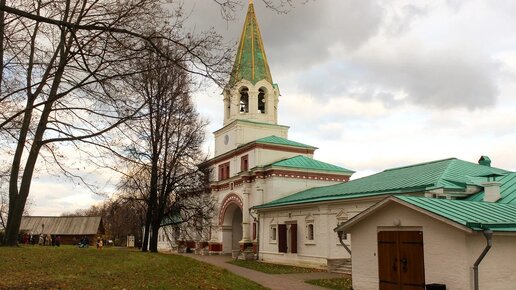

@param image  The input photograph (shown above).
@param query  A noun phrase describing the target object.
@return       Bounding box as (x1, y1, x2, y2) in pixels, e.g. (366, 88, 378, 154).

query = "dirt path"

(180, 253, 347, 290)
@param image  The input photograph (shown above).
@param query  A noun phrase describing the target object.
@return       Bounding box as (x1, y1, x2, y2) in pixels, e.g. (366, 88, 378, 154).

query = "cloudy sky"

(29, 0, 516, 215)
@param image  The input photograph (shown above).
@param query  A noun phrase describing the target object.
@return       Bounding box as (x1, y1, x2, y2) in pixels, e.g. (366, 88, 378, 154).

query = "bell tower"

(223, 1, 280, 126)
(214, 0, 288, 156)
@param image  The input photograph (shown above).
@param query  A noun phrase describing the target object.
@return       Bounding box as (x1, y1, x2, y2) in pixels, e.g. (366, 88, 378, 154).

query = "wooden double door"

(278, 224, 297, 253)
(378, 231, 425, 290)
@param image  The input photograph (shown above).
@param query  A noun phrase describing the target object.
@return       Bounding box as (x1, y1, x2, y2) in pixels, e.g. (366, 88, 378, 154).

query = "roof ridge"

(397, 195, 516, 210)
(255, 135, 317, 149)
(434, 158, 456, 188)
(270, 154, 354, 173)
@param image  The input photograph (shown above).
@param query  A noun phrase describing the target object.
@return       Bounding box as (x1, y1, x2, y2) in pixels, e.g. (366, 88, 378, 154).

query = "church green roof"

(395, 196, 516, 232)
(229, 2, 273, 86)
(254, 158, 510, 209)
(270, 155, 354, 174)
(254, 135, 317, 149)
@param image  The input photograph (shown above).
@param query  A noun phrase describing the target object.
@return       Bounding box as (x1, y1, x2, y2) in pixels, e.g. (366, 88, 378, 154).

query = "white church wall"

(210, 147, 311, 182)
(263, 177, 341, 203)
(254, 148, 312, 169)
(214, 120, 289, 156)
(258, 200, 375, 269)
(240, 124, 288, 147)
(214, 128, 238, 157)
(151, 225, 179, 252)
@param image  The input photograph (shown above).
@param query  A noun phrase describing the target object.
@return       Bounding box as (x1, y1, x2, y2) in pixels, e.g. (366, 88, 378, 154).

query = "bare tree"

(0, 0, 301, 247)
(114, 39, 213, 252)
(62, 197, 143, 246)
(0, 0, 231, 246)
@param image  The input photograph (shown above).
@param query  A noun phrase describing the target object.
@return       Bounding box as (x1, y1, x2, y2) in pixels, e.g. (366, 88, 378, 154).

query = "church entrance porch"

(221, 203, 243, 254)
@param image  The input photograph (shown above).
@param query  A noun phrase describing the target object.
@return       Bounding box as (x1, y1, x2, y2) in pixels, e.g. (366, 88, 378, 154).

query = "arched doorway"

(221, 203, 243, 253)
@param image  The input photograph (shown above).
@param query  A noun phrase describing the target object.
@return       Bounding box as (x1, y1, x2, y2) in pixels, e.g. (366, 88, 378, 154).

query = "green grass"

(229, 259, 325, 274)
(306, 278, 352, 290)
(0, 246, 267, 289)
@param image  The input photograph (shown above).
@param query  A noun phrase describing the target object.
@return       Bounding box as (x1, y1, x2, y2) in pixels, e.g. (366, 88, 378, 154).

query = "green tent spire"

(229, 2, 273, 86)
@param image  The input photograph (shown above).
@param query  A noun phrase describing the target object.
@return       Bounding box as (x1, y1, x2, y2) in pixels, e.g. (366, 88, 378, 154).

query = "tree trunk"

(141, 206, 151, 252)
(4, 21, 70, 245)
(149, 220, 159, 252)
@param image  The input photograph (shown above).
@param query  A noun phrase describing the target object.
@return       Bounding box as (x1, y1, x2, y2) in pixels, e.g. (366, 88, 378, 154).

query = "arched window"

(305, 214, 315, 244)
(307, 224, 314, 240)
(258, 88, 266, 113)
(239, 87, 249, 113)
(269, 218, 277, 243)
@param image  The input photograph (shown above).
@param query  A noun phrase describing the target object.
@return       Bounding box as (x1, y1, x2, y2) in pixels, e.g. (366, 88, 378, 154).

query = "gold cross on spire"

(249, 0, 254, 4)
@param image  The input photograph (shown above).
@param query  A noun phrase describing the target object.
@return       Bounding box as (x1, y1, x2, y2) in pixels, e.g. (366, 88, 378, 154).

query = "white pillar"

(248, 89, 259, 118)
(223, 96, 230, 124)
(209, 224, 220, 243)
(240, 186, 252, 244)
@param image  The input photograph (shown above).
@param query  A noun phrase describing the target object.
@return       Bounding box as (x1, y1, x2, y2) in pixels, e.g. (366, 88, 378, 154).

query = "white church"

(157, 2, 516, 289)
(203, 1, 354, 261)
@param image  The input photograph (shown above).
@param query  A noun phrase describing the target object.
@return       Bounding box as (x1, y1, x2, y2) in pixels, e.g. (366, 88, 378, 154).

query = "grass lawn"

(229, 259, 325, 274)
(0, 246, 267, 289)
(306, 277, 352, 290)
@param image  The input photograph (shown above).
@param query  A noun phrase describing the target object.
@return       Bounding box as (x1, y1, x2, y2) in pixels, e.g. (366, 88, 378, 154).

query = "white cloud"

(29, 179, 108, 216)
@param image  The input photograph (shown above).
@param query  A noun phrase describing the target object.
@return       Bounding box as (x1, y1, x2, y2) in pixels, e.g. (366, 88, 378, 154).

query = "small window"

(305, 214, 315, 244)
(336, 210, 348, 241)
(270, 226, 277, 242)
(305, 222, 315, 243)
(241, 155, 249, 172)
(336, 221, 348, 241)
(307, 224, 314, 240)
(218, 162, 230, 181)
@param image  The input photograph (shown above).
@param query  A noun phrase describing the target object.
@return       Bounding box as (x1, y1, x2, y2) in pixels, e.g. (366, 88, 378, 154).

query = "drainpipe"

(337, 231, 351, 255)
(249, 208, 259, 260)
(473, 230, 493, 290)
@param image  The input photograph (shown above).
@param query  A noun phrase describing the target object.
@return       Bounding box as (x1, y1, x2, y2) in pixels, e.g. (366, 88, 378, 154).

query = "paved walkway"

(179, 253, 346, 290)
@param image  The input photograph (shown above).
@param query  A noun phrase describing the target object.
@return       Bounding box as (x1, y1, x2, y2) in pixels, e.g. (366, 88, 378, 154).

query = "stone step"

(332, 269, 352, 275)
(330, 264, 352, 275)
(327, 258, 352, 274)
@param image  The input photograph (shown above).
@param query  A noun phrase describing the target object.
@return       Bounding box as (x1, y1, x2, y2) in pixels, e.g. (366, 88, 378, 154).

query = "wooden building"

(19, 216, 104, 245)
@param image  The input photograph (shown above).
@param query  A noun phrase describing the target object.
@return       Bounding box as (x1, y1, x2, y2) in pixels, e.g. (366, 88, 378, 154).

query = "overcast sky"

(29, 0, 516, 215)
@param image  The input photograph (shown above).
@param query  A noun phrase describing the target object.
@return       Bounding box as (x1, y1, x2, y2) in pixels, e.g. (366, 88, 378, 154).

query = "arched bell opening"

(239, 87, 249, 113)
(258, 87, 267, 114)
